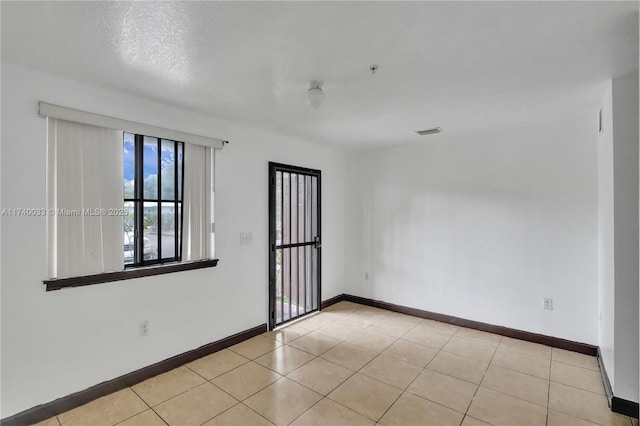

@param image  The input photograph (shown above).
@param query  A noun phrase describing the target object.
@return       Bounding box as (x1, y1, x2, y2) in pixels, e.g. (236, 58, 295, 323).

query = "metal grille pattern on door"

(269, 163, 321, 329)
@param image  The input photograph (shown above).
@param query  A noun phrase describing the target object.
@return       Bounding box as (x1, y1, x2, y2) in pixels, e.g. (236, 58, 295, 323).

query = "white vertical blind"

(182, 143, 214, 261)
(47, 118, 124, 278)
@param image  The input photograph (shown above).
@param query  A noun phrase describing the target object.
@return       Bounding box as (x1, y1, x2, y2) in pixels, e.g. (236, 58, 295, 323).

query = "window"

(40, 102, 223, 289)
(123, 133, 184, 266)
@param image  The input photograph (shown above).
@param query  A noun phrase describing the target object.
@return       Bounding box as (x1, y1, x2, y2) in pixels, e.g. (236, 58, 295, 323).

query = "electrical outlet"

(240, 232, 253, 245)
(365, 272, 369, 280)
(140, 320, 149, 336)
(544, 298, 553, 310)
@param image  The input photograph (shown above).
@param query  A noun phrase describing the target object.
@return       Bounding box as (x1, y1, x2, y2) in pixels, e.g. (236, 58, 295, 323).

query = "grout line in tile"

(373, 391, 404, 424)
(207, 362, 284, 402)
(194, 401, 242, 426)
(463, 335, 502, 420)
(486, 362, 553, 384)
(384, 334, 469, 417)
(548, 379, 607, 398)
(255, 346, 318, 376)
(324, 395, 383, 424)
(184, 362, 216, 382)
(487, 357, 551, 382)
(475, 342, 555, 411)
(422, 354, 489, 388)
(551, 358, 600, 371)
(440, 344, 496, 365)
(215, 377, 266, 404)
(547, 349, 553, 426)
(450, 333, 502, 348)
(546, 360, 551, 426)
(240, 402, 278, 426)
(286, 396, 327, 425)
(284, 356, 359, 400)
(399, 356, 477, 416)
(496, 344, 552, 361)
(127, 386, 170, 426)
(550, 404, 616, 426)
(475, 384, 551, 410)
(140, 380, 215, 412)
(322, 340, 408, 423)
(127, 386, 152, 410)
(285, 337, 343, 358)
(200, 402, 242, 425)
(209, 359, 265, 383)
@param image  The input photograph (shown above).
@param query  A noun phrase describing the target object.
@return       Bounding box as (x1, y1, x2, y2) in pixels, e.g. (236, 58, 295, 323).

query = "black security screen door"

(269, 162, 321, 330)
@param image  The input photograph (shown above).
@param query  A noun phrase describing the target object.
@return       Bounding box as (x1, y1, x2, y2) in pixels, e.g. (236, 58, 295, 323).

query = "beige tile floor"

(35, 301, 636, 426)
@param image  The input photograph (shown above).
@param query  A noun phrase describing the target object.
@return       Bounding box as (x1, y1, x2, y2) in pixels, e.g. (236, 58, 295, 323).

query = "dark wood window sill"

(43, 259, 219, 291)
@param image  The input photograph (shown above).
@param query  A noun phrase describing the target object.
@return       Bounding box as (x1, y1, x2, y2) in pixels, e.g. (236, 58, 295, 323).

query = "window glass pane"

(161, 202, 176, 259)
(292, 246, 299, 317)
(298, 175, 305, 242)
(305, 176, 312, 242)
(275, 248, 282, 324)
(290, 174, 297, 244)
(310, 245, 317, 310)
(143, 201, 158, 261)
(177, 143, 183, 201)
(160, 140, 175, 200)
(283, 247, 290, 322)
(123, 134, 186, 267)
(177, 203, 182, 259)
(124, 133, 135, 199)
(304, 246, 316, 312)
(275, 171, 281, 245)
(124, 201, 135, 265)
(143, 136, 158, 199)
(283, 173, 290, 245)
(312, 176, 317, 237)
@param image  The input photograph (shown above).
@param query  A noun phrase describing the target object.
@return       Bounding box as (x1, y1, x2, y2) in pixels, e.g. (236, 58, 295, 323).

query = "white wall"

(611, 74, 639, 403)
(345, 118, 599, 344)
(598, 81, 615, 388)
(0, 63, 345, 417)
(598, 75, 640, 407)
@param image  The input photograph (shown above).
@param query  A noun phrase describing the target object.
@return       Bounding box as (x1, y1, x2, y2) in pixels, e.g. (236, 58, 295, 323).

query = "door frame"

(268, 162, 322, 330)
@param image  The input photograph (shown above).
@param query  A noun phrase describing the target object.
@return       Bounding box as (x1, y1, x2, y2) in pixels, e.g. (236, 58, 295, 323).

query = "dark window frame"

(43, 132, 219, 292)
(125, 133, 185, 268)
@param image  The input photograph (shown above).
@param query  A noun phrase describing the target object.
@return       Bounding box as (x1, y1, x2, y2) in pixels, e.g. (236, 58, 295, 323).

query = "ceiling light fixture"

(307, 81, 325, 110)
(415, 127, 443, 136)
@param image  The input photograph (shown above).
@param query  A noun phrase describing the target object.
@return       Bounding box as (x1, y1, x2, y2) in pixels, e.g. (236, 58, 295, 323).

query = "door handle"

(313, 236, 321, 249)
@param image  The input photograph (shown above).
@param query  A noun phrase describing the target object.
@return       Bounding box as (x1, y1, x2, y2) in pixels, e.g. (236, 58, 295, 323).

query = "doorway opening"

(268, 162, 321, 330)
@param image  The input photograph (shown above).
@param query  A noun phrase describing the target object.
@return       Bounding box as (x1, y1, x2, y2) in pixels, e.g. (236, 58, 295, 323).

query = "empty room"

(1, 1, 639, 425)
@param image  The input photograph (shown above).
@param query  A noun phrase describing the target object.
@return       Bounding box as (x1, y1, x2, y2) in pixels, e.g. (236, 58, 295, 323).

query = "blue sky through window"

(143, 137, 158, 178)
(124, 134, 176, 182)
(124, 133, 135, 181)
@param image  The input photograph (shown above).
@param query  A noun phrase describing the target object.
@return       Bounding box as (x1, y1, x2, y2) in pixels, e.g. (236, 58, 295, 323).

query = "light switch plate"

(240, 232, 253, 245)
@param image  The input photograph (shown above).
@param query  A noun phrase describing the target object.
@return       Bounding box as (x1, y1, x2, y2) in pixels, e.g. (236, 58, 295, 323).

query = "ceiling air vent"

(415, 127, 443, 136)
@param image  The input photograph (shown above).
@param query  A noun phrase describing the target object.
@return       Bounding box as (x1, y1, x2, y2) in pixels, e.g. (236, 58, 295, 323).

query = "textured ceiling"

(2, 1, 638, 148)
